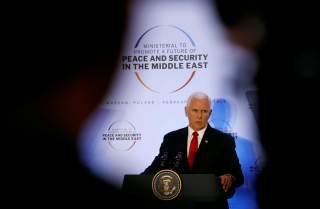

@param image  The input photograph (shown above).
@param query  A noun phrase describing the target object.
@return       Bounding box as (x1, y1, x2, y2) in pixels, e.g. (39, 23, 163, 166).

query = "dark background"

(4, 1, 320, 208)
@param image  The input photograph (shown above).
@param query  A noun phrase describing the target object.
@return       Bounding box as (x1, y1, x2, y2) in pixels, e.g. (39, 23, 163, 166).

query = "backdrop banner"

(80, 1, 264, 209)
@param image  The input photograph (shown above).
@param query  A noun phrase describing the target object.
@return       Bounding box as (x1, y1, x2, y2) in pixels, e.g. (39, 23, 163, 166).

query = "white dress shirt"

(187, 125, 207, 156)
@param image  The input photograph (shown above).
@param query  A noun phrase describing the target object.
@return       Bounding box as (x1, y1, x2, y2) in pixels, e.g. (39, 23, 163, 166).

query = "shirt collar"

(187, 125, 208, 146)
(188, 125, 207, 136)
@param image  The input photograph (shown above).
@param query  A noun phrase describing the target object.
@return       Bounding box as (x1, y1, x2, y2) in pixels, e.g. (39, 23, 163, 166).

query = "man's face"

(185, 98, 212, 131)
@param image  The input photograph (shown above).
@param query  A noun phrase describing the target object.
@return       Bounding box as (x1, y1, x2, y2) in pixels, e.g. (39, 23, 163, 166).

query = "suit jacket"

(143, 125, 244, 208)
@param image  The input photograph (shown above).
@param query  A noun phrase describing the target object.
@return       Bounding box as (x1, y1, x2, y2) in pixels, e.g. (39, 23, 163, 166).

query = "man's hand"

(219, 174, 235, 192)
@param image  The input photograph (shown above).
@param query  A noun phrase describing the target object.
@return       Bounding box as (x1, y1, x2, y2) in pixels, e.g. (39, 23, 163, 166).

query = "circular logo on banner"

(122, 25, 208, 94)
(102, 120, 142, 151)
(152, 169, 182, 200)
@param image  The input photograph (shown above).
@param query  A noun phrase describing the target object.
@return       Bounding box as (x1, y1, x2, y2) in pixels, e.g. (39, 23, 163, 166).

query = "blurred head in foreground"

(6, 1, 129, 206)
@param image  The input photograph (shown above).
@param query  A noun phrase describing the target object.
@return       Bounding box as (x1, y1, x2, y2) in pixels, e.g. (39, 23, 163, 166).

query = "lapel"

(179, 125, 215, 172)
(192, 125, 215, 169)
(195, 125, 210, 157)
(179, 127, 188, 168)
(195, 126, 211, 156)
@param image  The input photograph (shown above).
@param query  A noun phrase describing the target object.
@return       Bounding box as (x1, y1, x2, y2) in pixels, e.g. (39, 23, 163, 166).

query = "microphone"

(158, 151, 183, 172)
(159, 151, 170, 168)
(172, 152, 183, 172)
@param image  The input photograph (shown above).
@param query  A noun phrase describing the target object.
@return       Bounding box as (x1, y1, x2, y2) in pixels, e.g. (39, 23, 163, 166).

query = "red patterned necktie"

(188, 131, 199, 169)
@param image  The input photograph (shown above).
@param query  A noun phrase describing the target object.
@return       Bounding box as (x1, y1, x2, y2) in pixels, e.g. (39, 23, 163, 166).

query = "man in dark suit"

(143, 92, 244, 209)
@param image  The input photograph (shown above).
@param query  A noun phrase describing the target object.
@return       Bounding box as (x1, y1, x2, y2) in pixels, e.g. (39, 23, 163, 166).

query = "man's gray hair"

(186, 92, 212, 108)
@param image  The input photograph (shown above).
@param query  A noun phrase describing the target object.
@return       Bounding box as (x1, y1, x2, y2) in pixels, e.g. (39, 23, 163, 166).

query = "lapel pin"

(205, 140, 208, 144)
